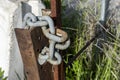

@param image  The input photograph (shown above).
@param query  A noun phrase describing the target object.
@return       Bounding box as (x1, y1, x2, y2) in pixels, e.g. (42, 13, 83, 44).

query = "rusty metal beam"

(15, 29, 40, 80)
(50, 0, 62, 28)
(50, 0, 65, 80)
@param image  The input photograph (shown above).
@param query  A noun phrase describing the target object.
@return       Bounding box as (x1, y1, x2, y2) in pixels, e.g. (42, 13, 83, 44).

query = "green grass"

(62, 1, 120, 80)
(0, 68, 7, 80)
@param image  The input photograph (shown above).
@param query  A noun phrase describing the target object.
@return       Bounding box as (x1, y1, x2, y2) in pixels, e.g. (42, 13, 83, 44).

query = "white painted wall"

(0, 0, 18, 79)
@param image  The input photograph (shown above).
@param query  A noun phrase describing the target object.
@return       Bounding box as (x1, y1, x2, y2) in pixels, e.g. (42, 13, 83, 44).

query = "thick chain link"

(22, 3, 70, 65)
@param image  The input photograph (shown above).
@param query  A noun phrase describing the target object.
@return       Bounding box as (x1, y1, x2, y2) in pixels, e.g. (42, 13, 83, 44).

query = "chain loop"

(55, 39, 70, 50)
(47, 51, 62, 65)
(23, 11, 70, 65)
(41, 27, 68, 42)
(38, 47, 49, 65)
(38, 47, 62, 65)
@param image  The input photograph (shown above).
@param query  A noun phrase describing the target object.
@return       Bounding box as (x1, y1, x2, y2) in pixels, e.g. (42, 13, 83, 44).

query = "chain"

(22, 4, 70, 65)
(23, 12, 48, 28)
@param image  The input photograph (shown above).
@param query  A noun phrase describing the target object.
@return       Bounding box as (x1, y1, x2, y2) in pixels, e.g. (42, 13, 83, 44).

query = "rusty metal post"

(50, 0, 62, 28)
(15, 29, 40, 80)
(50, 0, 65, 80)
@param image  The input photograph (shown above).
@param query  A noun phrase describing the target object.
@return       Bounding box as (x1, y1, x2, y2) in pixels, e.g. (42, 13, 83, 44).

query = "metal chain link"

(22, 13, 70, 65)
(22, 2, 70, 65)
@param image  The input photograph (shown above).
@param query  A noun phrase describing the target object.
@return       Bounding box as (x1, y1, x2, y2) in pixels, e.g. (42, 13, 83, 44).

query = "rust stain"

(15, 28, 40, 80)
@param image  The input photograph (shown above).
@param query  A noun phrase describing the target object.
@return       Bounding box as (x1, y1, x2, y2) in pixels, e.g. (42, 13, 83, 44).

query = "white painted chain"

(22, 12, 48, 28)
(23, 10, 70, 66)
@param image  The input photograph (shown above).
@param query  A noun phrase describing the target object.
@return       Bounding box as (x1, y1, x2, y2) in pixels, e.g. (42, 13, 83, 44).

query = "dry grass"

(62, 0, 120, 80)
